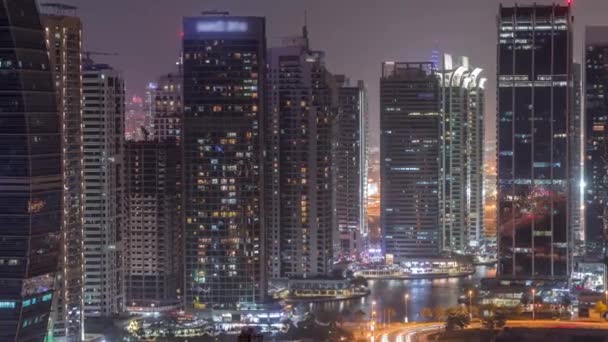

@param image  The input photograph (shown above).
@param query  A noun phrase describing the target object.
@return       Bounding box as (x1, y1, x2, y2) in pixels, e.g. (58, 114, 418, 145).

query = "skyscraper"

(0, 0, 62, 340)
(380, 62, 441, 260)
(182, 14, 267, 310)
(151, 72, 183, 142)
(40, 3, 85, 340)
(497, 4, 572, 279)
(584, 26, 608, 257)
(266, 29, 336, 278)
(82, 61, 126, 317)
(571, 62, 583, 256)
(439, 54, 486, 253)
(125, 139, 181, 312)
(334, 76, 368, 258)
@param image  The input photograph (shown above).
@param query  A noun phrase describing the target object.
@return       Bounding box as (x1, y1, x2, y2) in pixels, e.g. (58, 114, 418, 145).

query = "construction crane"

(83, 51, 119, 65)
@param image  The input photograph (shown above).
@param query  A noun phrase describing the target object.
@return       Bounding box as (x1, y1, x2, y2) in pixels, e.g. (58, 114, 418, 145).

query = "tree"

(421, 307, 434, 320)
(299, 312, 317, 330)
(445, 307, 470, 331)
(433, 306, 447, 321)
(595, 301, 607, 316)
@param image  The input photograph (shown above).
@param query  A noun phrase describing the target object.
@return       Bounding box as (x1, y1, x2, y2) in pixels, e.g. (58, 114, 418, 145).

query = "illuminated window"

(0, 301, 15, 309)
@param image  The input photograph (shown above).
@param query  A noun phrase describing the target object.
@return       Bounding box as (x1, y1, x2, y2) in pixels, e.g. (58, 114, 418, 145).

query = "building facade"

(82, 62, 126, 317)
(125, 140, 181, 312)
(266, 29, 336, 278)
(151, 72, 183, 142)
(439, 54, 486, 253)
(334, 76, 368, 258)
(584, 26, 608, 258)
(497, 4, 572, 279)
(182, 15, 267, 310)
(40, 4, 85, 340)
(380, 62, 441, 260)
(0, 0, 62, 340)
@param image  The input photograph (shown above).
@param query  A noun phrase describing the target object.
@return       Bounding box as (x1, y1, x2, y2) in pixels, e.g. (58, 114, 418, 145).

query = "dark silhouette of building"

(380, 62, 441, 259)
(0, 0, 62, 340)
(497, 4, 573, 279)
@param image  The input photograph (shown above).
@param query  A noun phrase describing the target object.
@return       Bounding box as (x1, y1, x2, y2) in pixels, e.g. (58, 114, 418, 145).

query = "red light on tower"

(567, 0, 572, 5)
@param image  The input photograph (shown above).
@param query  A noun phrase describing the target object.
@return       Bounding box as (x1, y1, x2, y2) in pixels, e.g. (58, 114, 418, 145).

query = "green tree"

(433, 306, 447, 321)
(421, 307, 434, 320)
(446, 309, 470, 331)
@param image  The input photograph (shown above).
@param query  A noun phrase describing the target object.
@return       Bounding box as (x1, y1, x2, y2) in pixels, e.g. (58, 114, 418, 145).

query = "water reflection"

(298, 266, 495, 323)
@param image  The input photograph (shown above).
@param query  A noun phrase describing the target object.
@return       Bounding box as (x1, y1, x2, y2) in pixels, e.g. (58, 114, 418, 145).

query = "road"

(372, 323, 444, 342)
(367, 319, 608, 342)
(506, 319, 608, 330)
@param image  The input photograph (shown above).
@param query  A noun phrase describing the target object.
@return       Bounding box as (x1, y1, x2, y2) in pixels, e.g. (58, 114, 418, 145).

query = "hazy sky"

(46, 0, 608, 148)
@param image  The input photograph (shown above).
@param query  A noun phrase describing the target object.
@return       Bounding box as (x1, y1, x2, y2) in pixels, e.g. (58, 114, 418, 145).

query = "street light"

(468, 290, 473, 319)
(404, 294, 410, 323)
(604, 290, 607, 305)
(531, 289, 536, 320)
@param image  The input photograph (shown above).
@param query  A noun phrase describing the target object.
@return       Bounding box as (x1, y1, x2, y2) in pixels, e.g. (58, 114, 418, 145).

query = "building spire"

(302, 10, 309, 49)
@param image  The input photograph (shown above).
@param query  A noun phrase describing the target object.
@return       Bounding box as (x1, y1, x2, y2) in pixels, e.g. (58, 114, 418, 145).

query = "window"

(0, 301, 15, 309)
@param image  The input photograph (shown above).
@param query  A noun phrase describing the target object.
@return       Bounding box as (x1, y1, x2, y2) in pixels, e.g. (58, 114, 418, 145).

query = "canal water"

(298, 266, 496, 323)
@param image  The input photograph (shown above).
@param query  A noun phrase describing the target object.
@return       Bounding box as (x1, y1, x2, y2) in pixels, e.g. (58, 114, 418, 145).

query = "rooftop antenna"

(302, 10, 309, 49)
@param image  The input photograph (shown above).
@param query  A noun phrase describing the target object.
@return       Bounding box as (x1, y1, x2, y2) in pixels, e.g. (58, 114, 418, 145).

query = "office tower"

(334, 75, 368, 258)
(40, 4, 85, 340)
(0, 0, 62, 341)
(571, 63, 583, 256)
(82, 61, 126, 317)
(380, 62, 441, 260)
(266, 28, 336, 278)
(439, 54, 486, 253)
(182, 14, 267, 309)
(584, 26, 608, 257)
(150, 72, 183, 142)
(497, 4, 572, 279)
(125, 140, 180, 312)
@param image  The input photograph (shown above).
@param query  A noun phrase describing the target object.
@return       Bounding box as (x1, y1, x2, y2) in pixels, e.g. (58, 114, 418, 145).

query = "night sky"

(46, 0, 608, 148)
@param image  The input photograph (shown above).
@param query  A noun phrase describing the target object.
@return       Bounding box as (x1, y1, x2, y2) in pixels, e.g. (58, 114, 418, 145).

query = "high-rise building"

(380, 62, 441, 260)
(40, 4, 85, 340)
(584, 26, 608, 257)
(334, 75, 368, 258)
(497, 4, 572, 279)
(571, 62, 583, 257)
(439, 54, 486, 253)
(0, 0, 62, 340)
(150, 72, 183, 142)
(182, 14, 267, 310)
(125, 140, 181, 312)
(82, 61, 126, 317)
(266, 29, 336, 278)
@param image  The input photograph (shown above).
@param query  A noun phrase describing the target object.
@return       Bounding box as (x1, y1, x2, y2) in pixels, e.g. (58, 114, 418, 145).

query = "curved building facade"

(0, 0, 62, 341)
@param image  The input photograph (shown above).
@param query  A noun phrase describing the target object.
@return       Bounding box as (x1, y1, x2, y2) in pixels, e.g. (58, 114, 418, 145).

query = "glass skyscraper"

(380, 62, 441, 260)
(584, 26, 608, 257)
(497, 4, 572, 279)
(0, 0, 62, 340)
(182, 14, 267, 310)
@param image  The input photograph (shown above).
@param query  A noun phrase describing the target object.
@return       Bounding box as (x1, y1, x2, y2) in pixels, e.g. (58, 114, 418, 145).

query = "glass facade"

(497, 4, 572, 279)
(584, 26, 608, 258)
(380, 62, 441, 259)
(0, 0, 62, 340)
(182, 16, 267, 310)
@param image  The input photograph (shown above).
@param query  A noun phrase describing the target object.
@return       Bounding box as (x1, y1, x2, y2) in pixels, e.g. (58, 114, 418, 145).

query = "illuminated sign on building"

(196, 20, 248, 33)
